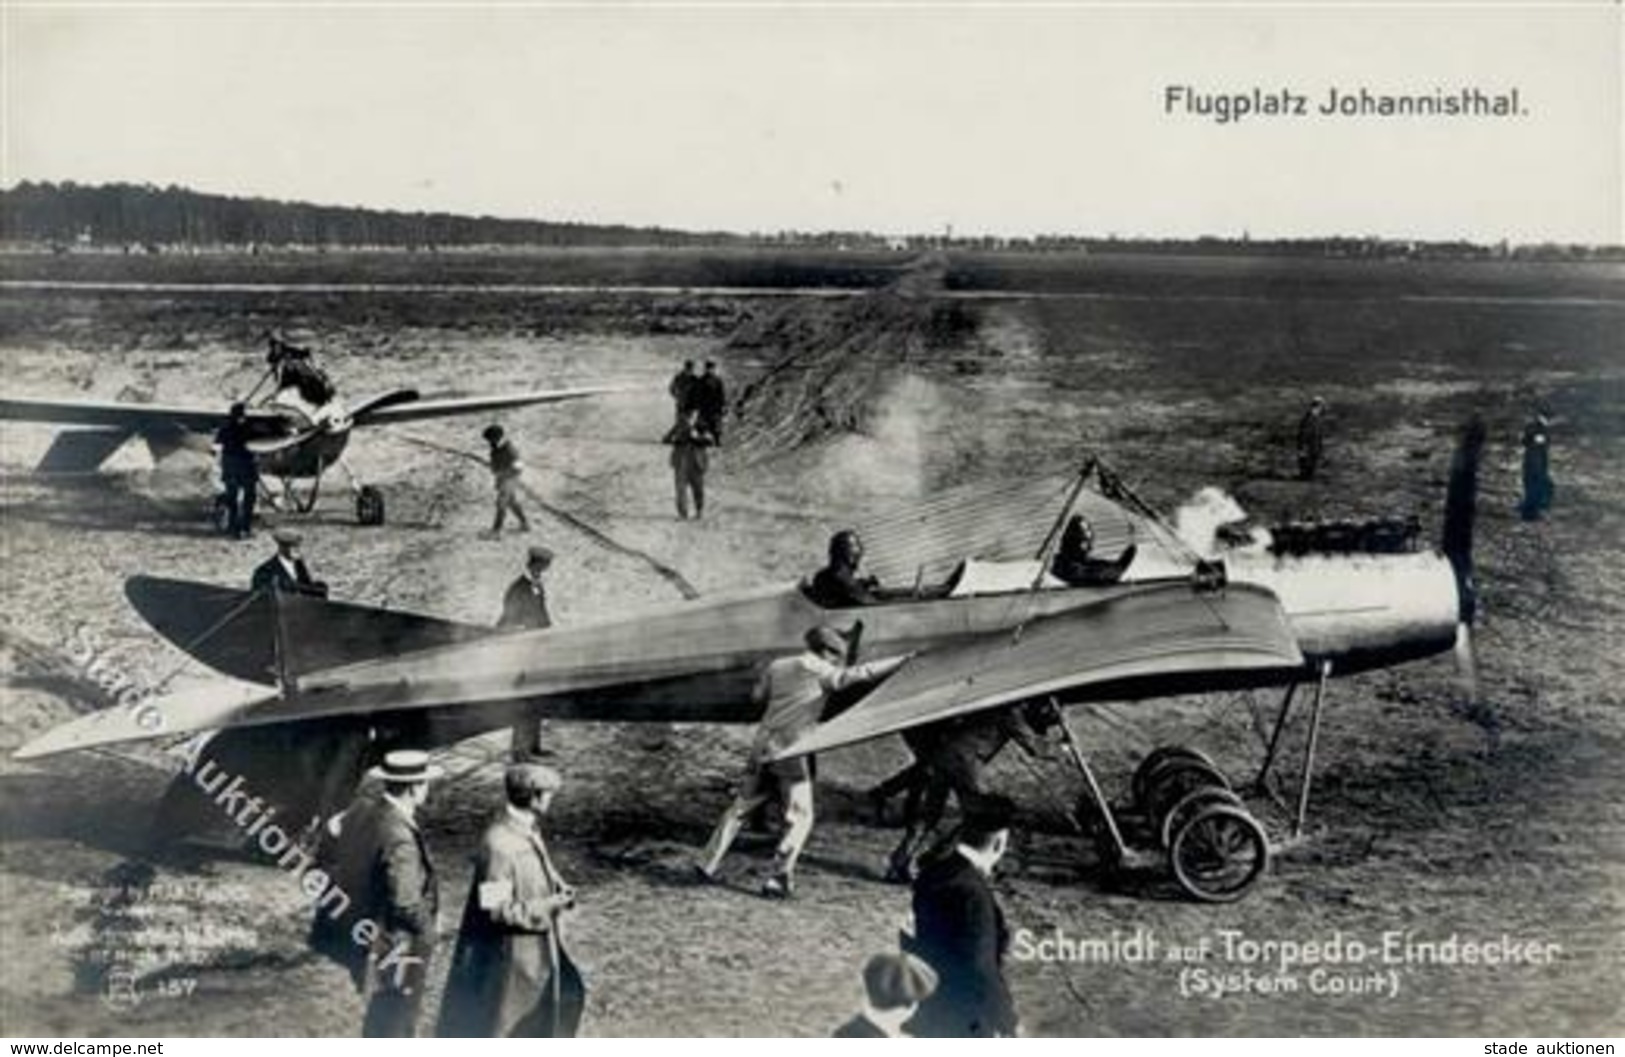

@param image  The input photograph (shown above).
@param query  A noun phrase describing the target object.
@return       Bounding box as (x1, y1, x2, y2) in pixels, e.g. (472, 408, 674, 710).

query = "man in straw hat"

(697, 624, 911, 898)
(344, 749, 445, 1037)
(438, 762, 585, 1037)
(833, 951, 939, 1037)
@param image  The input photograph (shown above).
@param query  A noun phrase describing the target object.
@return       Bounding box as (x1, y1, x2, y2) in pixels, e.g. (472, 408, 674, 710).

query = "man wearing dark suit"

(250, 528, 329, 597)
(215, 402, 259, 539)
(499, 546, 556, 759)
(907, 795, 1019, 1038)
(499, 546, 554, 631)
(694, 360, 728, 444)
(354, 751, 443, 1038)
(438, 763, 586, 1038)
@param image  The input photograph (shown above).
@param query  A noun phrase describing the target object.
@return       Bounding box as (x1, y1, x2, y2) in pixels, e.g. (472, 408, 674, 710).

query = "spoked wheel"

(1132, 746, 1222, 806)
(355, 485, 385, 526)
(1159, 786, 1243, 849)
(1143, 757, 1233, 824)
(1169, 803, 1270, 902)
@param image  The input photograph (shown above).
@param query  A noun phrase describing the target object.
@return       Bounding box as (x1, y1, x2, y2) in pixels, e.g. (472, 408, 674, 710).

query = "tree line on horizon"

(0, 180, 1617, 261)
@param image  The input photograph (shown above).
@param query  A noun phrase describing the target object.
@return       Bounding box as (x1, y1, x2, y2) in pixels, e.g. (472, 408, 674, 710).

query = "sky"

(2, 2, 1620, 243)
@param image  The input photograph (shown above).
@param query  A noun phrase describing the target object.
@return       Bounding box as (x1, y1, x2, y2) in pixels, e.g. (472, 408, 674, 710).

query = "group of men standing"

(664, 359, 726, 519)
(311, 752, 585, 1038)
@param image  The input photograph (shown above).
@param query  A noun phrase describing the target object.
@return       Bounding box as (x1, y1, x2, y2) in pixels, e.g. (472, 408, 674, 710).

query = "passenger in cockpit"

(809, 530, 883, 608)
(1050, 515, 1136, 587)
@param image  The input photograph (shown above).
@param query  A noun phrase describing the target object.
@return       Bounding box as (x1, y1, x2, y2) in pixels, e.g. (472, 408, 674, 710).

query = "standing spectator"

(500, 545, 556, 760)
(438, 763, 586, 1038)
(668, 359, 699, 418)
(1520, 408, 1554, 521)
(499, 545, 554, 631)
(695, 360, 728, 444)
(1296, 397, 1327, 480)
(833, 952, 939, 1037)
(697, 625, 910, 898)
(906, 795, 1019, 1038)
(663, 408, 715, 519)
(215, 402, 259, 539)
(344, 751, 444, 1037)
(251, 528, 329, 597)
(483, 424, 531, 535)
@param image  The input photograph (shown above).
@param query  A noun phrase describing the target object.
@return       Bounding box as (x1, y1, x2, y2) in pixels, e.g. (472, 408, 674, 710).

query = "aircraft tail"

(36, 429, 135, 473)
(16, 578, 496, 761)
(124, 575, 493, 686)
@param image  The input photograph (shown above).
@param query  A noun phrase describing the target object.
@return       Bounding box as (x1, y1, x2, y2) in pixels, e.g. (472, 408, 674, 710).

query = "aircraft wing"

(773, 581, 1304, 759)
(0, 395, 278, 434)
(351, 385, 635, 427)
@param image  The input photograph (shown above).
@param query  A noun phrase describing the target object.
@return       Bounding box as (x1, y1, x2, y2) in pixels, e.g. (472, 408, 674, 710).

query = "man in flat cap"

(499, 546, 556, 759)
(907, 795, 1019, 1038)
(438, 762, 585, 1038)
(344, 750, 444, 1037)
(483, 423, 531, 535)
(833, 952, 939, 1037)
(499, 546, 554, 631)
(698, 624, 911, 898)
(251, 528, 329, 598)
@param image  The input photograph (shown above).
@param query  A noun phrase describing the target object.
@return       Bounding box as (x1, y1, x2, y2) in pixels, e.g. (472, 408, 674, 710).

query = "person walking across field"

(483, 424, 531, 535)
(663, 407, 715, 519)
(697, 624, 911, 898)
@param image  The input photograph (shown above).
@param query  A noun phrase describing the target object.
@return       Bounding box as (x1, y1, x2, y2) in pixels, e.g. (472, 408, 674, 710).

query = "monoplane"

(0, 334, 625, 527)
(14, 427, 1484, 900)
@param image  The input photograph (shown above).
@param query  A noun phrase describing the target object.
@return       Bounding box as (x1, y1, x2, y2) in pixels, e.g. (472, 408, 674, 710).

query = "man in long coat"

(314, 750, 442, 1038)
(1520, 408, 1554, 520)
(906, 795, 1019, 1038)
(438, 763, 585, 1037)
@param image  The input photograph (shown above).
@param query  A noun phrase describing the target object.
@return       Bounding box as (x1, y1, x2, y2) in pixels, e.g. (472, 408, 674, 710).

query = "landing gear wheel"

(356, 485, 385, 526)
(1170, 803, 1270, 903)
(1132, 746, 1221, 806)
(1159, 786, 1243, 849)
(212, 494, 234, 535)
(1143, 757, 1233, 824)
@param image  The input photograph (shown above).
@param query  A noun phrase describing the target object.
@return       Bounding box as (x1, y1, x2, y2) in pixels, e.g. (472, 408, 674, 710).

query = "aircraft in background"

(14, 433, 1483, 901)
(0, 334, 627, 527)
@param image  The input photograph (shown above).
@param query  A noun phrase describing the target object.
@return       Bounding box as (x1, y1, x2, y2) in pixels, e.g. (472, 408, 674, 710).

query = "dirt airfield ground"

(0, 249, 1621, 1036)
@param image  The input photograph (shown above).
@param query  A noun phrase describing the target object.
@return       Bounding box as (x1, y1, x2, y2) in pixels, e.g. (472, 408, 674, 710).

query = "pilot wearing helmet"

(809, 530, 882, 607)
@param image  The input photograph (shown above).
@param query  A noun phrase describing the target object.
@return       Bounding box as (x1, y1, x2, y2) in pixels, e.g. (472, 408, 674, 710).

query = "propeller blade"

(1441, 415, 1485, 626)
(247, 428, 322, 456)
(350, 388, 422, 424)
